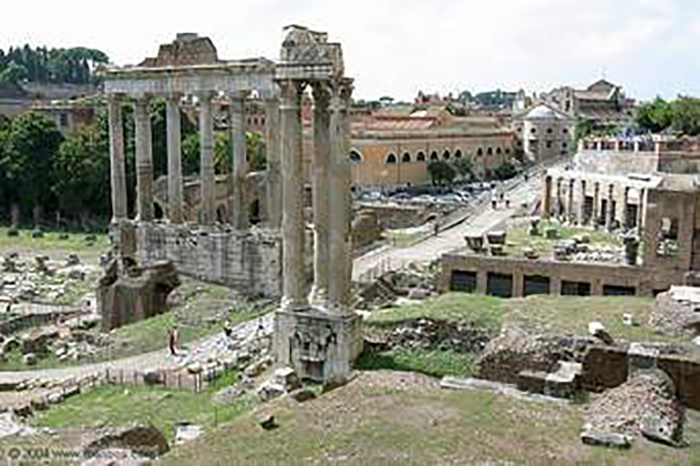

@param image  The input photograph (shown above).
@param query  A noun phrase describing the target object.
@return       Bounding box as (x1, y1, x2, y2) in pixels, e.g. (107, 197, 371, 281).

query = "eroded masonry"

(102, 27, 361, 381)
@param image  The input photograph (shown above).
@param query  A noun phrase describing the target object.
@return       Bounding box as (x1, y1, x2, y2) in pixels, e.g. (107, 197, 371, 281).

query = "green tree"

(492, 161, 519, 181)
(0, 112, 63, 225)
(427, 160, 456, 186)
(53, 124, 110, 226)
(453, 157, 474, 181)
(636, 97, 673, 133)
(671, 97, 700, 136)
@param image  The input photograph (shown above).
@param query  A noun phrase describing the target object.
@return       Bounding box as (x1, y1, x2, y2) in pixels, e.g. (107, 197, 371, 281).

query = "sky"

(2, 0, 700, 102)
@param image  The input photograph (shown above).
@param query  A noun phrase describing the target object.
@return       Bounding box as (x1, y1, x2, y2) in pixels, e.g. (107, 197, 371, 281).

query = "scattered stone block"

(290, 387, 317, 403)
(588, 321, 615, 346)
(545, 227, 558, 240)
(243, 355, 273, 378)
(486, 231, 506, 245)
(66, 254, 81, 266)
(82, 424, 169, 458)
(271, 367, 301, 392)
(174, 424, 203, 445)
(580, 430, 634, 449)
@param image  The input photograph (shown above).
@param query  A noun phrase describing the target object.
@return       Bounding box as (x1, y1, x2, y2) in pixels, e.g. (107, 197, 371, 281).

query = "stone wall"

(574, 150, 660, 175)
(135, 223, 282, 297)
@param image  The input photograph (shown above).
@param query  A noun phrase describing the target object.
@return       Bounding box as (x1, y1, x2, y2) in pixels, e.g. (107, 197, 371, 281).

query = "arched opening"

(249, 199, 261, 225)
(530, 127, 537, 134)
(496, 147, 502, 154)
(455, 149, 462, 158)
(154, 203, 164, 220)
(563, 128, 569, 135)
(477, 148, 483, 156)
(402, 152, 411, 163)
(216, 205, 227, 224)
(443, 150, 450, 160)
(547, 128, 553, 134)
(430, 151, 439, 161)
(417, 151, 426, 162)
(487, 147, 493, 155)
(386, 153, 397, 164)
(350, 150, 362, 163)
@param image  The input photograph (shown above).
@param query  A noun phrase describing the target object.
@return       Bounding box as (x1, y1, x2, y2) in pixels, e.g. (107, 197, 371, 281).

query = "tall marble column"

(606, 184, 615, 229)
(638, 188, 646, 230)
(542, 176, 552, 219)
(198, 92, 216, 225)
(165, 94, 184, 224)
(327, 79, 354, 314)
(230, 92, 249, 229)
(107, 96, 127, 222)
(133, 97, 154, 222)
(592, 182, 600, 226)
(556, 178, 562, 217)
(279, 80, 307, 311)
(265, 97, 282, 229)
(622, 186, 630, 229)
(310, 83, 331, 307)
(578, 180, 586, 225)
(567, 179, 574, 223)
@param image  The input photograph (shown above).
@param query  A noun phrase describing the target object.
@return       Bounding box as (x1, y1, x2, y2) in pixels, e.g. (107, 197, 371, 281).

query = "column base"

(273, 308, 363, 383)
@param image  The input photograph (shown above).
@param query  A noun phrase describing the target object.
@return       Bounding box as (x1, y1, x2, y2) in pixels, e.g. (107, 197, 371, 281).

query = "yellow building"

(348, 111, 517, 188)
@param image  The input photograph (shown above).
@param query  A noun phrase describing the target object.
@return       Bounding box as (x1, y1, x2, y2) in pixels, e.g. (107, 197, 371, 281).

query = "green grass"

(31, 383, 250, 441)
(358, 349, 476, 378)
(366, 293, 505, 331)
(0, 227, 109, 252)
(504, 219, 623, 258)
(505, 294, 687, 344)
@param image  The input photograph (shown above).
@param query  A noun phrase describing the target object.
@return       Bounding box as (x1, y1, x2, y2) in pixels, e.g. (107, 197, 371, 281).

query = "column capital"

(164, 92, 183, 103)
(277, 80, 305, 108)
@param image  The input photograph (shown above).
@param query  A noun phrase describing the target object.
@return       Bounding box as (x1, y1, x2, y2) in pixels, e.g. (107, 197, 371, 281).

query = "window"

(496, 147, 502, 154)
(349, 150, 362, 163)
(430, 151, 439, 161)
(563, 128, 569, 134)
(443, 150, 450, 160)
(477, 148, 483, 156)
(505, 148, 511, 154)
(455, 149, 462, 158)
(59, 113, 69, 127)
(417, 151, 426, 162)
(546, 140, 553, 149)
(487, 147, 493, 155)
(402, 152, 411, 163)
(386, 153, 397, 164)
(547, 128, 553, 134)
(562, 142, 568, 149)
(530, 128, 537, 134)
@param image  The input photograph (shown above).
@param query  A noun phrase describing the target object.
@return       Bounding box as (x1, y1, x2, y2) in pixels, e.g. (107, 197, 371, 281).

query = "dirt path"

(0, 313, 273, 386)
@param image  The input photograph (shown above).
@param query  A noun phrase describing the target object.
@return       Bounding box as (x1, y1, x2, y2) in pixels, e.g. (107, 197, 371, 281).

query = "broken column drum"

(272, 26, 363, 383)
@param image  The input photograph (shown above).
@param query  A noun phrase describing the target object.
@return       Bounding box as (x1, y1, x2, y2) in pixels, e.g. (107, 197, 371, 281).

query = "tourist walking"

(168, 326, 179, 356)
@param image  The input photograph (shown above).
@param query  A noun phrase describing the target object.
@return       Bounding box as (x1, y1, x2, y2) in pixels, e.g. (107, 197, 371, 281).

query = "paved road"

(352, 171, 544, 282)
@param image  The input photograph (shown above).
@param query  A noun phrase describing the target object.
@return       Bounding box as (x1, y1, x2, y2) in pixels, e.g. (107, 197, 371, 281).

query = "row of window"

(518, 127, 570, 135)
(364, 147, 510, 165)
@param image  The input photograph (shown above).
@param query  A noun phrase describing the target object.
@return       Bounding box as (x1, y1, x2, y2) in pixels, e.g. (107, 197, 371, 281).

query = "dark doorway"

(487, 272, 513, 298)
(561, 280, 591, 296)
(524, 275, 551, 296)
(450, 270, 477, 293)
(602, 284, 636, 296)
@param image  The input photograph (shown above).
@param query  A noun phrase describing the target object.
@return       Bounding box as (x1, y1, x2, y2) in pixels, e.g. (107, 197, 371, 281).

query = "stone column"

(578, 180, 586, 225)
(165, 95, 184, 224)
(592, 182, 600, 226)
(327, 79, 354, 314)
(567, 179, 574, 223)
(309, 83, 331, 307)
(638, 188, 646, 230)
(279, 80, 307, 311)
(265, 97, 282, 228)
(622, 186, 630, 229)
(198, 92, 216, 225)
(556, 178, 563, 217)
(133, 97, 154, 222)
(542, 175, 552, 219)
(230, 92, 249, 229)
(107, 96, 127, 222)
(606, 184, 615, 229)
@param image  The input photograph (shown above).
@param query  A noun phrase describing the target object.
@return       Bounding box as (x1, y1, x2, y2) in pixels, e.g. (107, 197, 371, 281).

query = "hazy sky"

(2, 0, 699, 101)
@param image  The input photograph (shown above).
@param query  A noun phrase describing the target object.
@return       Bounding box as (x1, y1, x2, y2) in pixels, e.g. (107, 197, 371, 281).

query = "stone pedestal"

(273, 308, 363, 382)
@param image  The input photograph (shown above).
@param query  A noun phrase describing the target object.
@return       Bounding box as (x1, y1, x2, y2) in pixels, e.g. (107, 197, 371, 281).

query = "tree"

(636, 97, 673, 133)
(453, 157, 474, 181)
(427, 160, 456, 186)
(492, 161, 519, 181)
(0, 112, 63, 225)
(53, 124, 110, 226)
(671, 97, 700, 136)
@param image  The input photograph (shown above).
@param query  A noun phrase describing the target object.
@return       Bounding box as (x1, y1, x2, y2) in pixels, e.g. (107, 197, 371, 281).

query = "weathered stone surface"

(244, 355, 273, 378)
(290, 387, 317, 403)
(582, 369, 685, 448)
(97, 259, 180, 331)
(651, 286, 700, 336)
(82, 424, 169, 459)
(588, 321, 615, 346)
(174, 424, 203, 446)
(580, 430, 634, 449)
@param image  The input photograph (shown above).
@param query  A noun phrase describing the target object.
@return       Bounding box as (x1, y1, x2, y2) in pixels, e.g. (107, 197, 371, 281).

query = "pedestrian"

(223, 320, 233, 339)
(433, 221, 440, 236)
(505, 199, 510, 208)
(492, 199, 497, 210)
(168, 326, 179, 356)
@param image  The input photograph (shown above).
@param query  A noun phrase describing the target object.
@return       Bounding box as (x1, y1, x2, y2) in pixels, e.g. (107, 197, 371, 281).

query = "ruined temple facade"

(440, 136, 700, 298)
(102, 27, 361, 382)
(101, 33, 283, 296)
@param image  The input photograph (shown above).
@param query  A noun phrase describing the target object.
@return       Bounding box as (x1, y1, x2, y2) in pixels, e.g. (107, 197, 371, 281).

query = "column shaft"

(230, 94, 249, 229)
(108, 97, 127, 222)
(133, 97, 154, 222)
(279, 81, 307, 311)
(622, 187, 630, 229)
(165, 96, 184, 224)
(578, 180, 586, 225)
(542, 176, 552, 219)
(310, 84, 331, 307)
(265, 98, 282, 228)
(327, 80, 354, 313)
(593, 182, 600, 225)
(567, 179, 574, 222)
(198, 93, 216, 225)
(606, 184, 615, 229)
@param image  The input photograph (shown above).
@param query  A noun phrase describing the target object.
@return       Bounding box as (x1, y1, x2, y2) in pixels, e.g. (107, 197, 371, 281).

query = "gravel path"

(0, 313, 273, 385)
